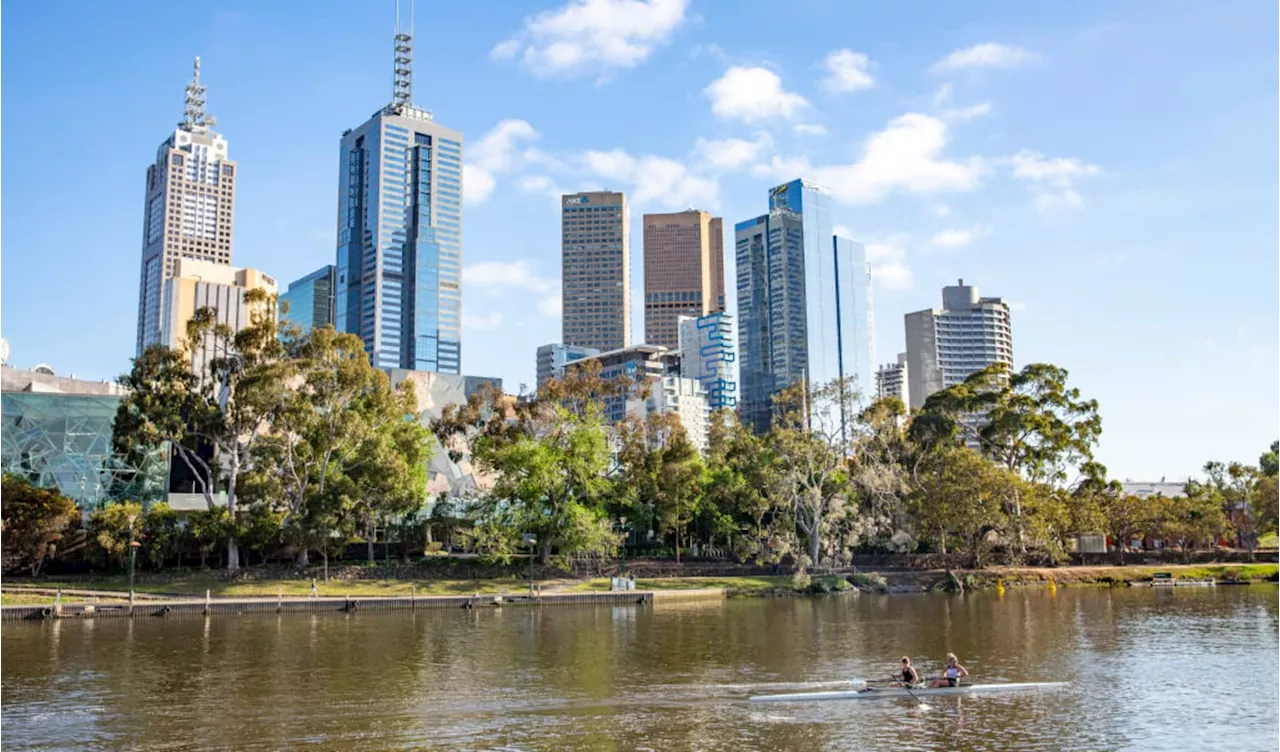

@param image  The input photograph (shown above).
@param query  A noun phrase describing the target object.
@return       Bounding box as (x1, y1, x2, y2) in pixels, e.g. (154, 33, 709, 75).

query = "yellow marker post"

(996, 580, 1006, 597)
(1048, 579, 1057, 597)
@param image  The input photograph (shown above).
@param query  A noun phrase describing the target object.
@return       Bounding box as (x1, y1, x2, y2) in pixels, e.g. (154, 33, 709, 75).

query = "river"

(2, 586, 1276, 751)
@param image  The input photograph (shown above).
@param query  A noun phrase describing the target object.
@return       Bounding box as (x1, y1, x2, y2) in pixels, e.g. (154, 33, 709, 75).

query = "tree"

(116, 288, 290, 570)
(1151, 489, 1230, 561)
(917, 363, 1102, 552)
(909, 447, 1005, 560)
(343, 412, 431, 563)
(141, 503, 181, 569)
(1252, 475, 1279, 539)
(1202, 461, 1261, 554)
(236, 502, 283, 565)
(88, 502, 144, 569)
(187, 507, 233, 569)
(1260, 441, 1279, 478)
(1, 475, 79, 576)
(703, 410, 785, 561)
(1098, 494, 1159, 564)
(769, 379, 856, 569)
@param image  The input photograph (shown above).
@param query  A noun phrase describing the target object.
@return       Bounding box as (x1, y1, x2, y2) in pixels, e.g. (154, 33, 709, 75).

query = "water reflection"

(1, 587, 1276, 750)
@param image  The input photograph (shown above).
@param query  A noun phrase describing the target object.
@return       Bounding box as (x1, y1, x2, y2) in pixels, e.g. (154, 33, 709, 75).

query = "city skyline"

(2, 1, 1276, 479)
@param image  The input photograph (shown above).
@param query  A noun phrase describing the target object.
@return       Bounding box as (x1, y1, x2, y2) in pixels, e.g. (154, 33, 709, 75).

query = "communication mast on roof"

(391, 0, 414, 112)
(180, 57, 217, 132)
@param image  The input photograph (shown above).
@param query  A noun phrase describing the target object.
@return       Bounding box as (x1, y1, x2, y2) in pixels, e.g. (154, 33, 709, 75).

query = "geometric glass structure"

(1, 392, 170, 509)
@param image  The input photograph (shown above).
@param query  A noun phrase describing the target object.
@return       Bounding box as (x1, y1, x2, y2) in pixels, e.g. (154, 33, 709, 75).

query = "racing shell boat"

(749, 681, 1067, 702)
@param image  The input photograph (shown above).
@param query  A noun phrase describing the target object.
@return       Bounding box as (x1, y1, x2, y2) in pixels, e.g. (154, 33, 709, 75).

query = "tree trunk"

(366, 526, 375, 563)
(322, 550, 329, 582)
(808, 526, 822, 569)
(297, 548, 310, 567)
(226, 452, 241, 571)
(539, 540, 552, 565)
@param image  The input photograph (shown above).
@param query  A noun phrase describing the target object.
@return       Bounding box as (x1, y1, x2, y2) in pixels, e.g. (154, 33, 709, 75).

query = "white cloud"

(934, 205, 951, 218)
(462, 312, 505, 331)
(864, 235, 914, 290)
(492, 0, 689, 79)
(463, 260, 557, 294)
(1008, 150, 1101, 214)
(464, 119, 541, 204)
(931, 43, 1036, 72)
(538, 292, 562, 317)
(583, 149, 720, 208)
(463, 165, 497, 204)
(693, 133, 773, 171)
(927, 223, 991, 249)
(518, 174, 565, 200)
(1009, 150, 1101, 185)
(749, 153, 814, 182)
(942, 102, 992, 122)
(810, 113, 986, 204)
(933, 83, 953, 108)
(705, 66, 809, 123)
(794, 123, 827, 136)
(821, 49, 875, 93)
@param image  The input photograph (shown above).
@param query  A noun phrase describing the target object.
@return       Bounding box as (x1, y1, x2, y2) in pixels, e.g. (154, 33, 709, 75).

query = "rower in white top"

(929, 653, 970, 688)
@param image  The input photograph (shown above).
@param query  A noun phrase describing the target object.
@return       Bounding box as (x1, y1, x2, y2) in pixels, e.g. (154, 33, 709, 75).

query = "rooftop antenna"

(392, 0, 413, 111)
(181, 57, 216, 132)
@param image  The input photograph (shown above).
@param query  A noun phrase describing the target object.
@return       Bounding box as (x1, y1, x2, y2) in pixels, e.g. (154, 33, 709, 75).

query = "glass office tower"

(735, 179, 874, 435)
(335, 24, 463, 373)
(280, 265, 336, 334)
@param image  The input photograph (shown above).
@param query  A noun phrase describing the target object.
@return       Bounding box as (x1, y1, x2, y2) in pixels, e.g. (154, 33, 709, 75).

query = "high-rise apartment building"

(280, 265, 336, 334)
(643, 210, 725, 348)
(562, 191, 630, 352)
(904, 279, 1012, 408)
(677, 313, 737, 410)
(335, 19, 463, 373)
(875, 352, 909, 409)
(535, 342, 600, 387)
(160, 258, 277, 376)
(734, 179, 875, 435)
(136, 58, 237, 355)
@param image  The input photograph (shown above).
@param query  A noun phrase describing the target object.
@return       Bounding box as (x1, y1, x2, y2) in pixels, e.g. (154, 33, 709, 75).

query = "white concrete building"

(904, 279, 1012, 408)
(875, 352, 909, 409)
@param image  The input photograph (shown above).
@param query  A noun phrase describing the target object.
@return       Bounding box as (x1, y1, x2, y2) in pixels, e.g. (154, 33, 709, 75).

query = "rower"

(859, 656, 919, 692)
(929, 653, 969, 688)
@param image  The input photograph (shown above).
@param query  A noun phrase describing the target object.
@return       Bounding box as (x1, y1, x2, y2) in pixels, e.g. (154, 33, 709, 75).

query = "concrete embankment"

(0, 588, 731, 622)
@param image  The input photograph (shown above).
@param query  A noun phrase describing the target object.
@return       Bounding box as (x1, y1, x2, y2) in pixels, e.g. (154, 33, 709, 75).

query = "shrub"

(849, 572, 888, 592)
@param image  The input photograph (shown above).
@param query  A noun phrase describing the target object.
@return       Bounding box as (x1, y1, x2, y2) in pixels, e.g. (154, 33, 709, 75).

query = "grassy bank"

(969, 563, 1278, 589)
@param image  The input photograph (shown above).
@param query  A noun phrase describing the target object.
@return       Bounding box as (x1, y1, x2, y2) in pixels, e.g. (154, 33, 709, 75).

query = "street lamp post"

(127, 514, 140, 607)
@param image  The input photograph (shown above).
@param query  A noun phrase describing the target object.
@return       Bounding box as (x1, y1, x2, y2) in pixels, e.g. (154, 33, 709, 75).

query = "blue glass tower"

(335, 24, 462, 373)
(280, 265, 336, 334)
(735, 179, 875, 435)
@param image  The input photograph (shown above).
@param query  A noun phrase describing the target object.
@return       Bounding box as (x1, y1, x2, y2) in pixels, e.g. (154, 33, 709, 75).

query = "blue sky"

(2, 1, 1276, 480)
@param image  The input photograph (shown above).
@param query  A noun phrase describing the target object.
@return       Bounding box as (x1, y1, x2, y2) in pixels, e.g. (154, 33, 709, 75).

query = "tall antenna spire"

(392, 0, 413, 110)
(180, 56, 217, 132)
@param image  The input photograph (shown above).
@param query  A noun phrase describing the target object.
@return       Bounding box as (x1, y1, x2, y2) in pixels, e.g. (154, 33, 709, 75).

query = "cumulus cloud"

(942, 102, 992, 122)
(794, 123, 827, 136)
(492, 0, 689, 79)
(463, 260, 557, 294)
(705, 66, 809, 123)
(809, 113, 986, 204)
(693, 133, 773, 171)
(518, 174, 565, 200)
(864, 235, 914, 290)
(821, 49, 875, 93)
(464, 119, 540, 204)
(583, 149, 720, 208)
(538, 292, 562, 317)
(927, 223, 992, 249)
(934, 205, 951, 218)
(931, 43, 1036, 72)
(1008, 149, 1101, 214)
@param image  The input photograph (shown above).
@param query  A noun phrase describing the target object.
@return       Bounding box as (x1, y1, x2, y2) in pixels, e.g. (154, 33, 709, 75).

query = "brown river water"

(2, 586, 1276, 751)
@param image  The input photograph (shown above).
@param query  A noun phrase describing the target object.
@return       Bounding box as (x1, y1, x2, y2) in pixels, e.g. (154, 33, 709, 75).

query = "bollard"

(411, 585, 416, 610)
(204, 589, 211, 615)
(277, 588, 283, 613)
(54, 588, 63, 618)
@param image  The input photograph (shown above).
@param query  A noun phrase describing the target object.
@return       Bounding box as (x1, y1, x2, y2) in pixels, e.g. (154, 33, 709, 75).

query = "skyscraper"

(643, 210, 725, 348)
(136, 58, 237, 355)
(876, 352, 909, 409)
(678, 313, 737, 410)
(335, 14, 463, 372)
(561, 191, 630, 352)
(159, 258, 277, 376)
(904, 279, 1013, 408)
(734, 179, 875, 435)
(280, 265, 336, 334)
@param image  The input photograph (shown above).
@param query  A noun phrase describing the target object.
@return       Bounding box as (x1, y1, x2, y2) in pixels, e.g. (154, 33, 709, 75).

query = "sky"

(2, 0, 1276, 481)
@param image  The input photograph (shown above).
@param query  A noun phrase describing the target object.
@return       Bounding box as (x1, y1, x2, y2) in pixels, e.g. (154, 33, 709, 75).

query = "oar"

(893, 675, 927, 707)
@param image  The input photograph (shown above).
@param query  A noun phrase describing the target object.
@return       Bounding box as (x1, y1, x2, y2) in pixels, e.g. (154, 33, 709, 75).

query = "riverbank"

(5, 563, 1274, 603)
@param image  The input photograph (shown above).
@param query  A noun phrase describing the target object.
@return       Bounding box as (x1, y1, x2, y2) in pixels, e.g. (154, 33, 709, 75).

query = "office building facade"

(734, 179, 875, 435)
(160, 258, 278, 375)
(875, 352, 909, 409)
(677, 312, 737, 410)
(535, 342, 600, 387)
(280, 265, 336, 334)
(904, 279, 1013, 408)
(336, 24, 463, 373)
(643, 210, 725, 348)
(136, 58, 237, 356)
(562, 192, 630, 352)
